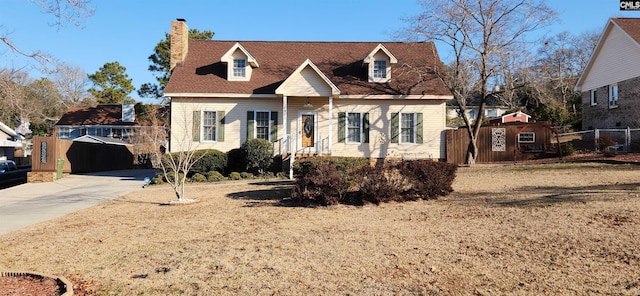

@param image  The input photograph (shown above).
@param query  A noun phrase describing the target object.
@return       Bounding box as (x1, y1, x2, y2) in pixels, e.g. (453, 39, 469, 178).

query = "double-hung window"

(590, 89, 597, 106)
(400, 113, 416, 144)
(233, 59, 246, 78)
(59, 127, 70, 139)
(373, 60, 387, 79)
(255, 111, 270, 141)
(346, 112, 362, 143)
(608, 84, 618, 108)
(203, 111, 217, 141)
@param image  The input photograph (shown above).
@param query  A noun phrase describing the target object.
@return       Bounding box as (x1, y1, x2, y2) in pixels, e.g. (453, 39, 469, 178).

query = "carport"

(30, 136, 134, 181)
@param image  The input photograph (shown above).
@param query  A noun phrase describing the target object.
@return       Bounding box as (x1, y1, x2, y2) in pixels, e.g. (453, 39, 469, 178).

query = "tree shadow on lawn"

(226, 182, 296, 207)
(449, 182, 640, 209)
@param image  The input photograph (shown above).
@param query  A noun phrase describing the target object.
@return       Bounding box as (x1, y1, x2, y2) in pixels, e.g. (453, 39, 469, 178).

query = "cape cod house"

(575, 18, 640, 129)
(163, 19, 452, 169)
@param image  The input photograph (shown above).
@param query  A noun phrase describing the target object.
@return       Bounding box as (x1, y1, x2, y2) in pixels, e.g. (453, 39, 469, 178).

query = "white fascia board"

(363, 44, 398, 64)
(575, 19, 615, 91)
(220, 42, 259, 67)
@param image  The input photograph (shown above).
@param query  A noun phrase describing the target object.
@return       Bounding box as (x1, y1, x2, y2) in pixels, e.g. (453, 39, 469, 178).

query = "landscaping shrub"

(559, 142, 576, 156)
(240, 172, 254, 179)
(241, 138, 273, 174)
(226, 148, 245, 174)
(261, 171, 276, 179)
(292, 162, 349, 206)
(164, 172, 185, 183)
(151, 174, 164, 185)
(229, 172, 242, 180)
(292, 157, 369, 179)
(398, 160, 457, 199)
(190, 173, 207, 182)
(267, 155, 284, 174)
(207, 171, 224, 182)
(291, 158, 456, 206)
(598, 134, 615, 152)
(191, 149, 227, 174)
(355, 165, 403, 204)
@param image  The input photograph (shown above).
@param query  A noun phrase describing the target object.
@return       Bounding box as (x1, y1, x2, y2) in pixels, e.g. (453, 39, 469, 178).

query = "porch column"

(328, 95, 333, 154)
(283, 95, 294, 179)
(282, 95, 288, 144)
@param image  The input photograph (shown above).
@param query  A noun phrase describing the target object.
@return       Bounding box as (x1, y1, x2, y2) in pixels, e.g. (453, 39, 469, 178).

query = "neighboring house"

(0, 122, 24, 161)
(163, 19, 453, 163)
(489, 111, 531, 124)
(446, 96, 511, 127)
(575, 18, 640, 130)
(55, 104, 140, 142)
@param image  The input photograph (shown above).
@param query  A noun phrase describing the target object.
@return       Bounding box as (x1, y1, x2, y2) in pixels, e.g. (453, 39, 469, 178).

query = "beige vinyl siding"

(284, 97, 445, 159)
(171, 97, 446, 159)
(283, 66, 332, 97)
(169, 97, 282, 153)
(330, 99, 445, 159)
(581, 25, 640, 91)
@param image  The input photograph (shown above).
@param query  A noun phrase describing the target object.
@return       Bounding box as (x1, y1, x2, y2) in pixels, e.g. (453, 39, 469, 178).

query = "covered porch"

(272, 59, 341, 178)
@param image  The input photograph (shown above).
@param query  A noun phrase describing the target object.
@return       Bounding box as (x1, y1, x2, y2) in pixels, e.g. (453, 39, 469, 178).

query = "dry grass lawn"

(1, 162, 640, 295)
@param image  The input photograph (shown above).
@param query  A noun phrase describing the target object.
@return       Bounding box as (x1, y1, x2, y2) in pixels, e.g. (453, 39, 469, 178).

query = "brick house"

(575, 18, 640, 129)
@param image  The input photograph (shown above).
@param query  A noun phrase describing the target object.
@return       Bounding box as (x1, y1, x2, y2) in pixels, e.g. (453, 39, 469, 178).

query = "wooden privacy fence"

(32, 136, 134, 174)
(446, 123, 557, 164)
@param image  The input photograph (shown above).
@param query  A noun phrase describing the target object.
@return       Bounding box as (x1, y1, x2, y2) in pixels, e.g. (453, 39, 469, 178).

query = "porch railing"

(273, 134, 331, 179)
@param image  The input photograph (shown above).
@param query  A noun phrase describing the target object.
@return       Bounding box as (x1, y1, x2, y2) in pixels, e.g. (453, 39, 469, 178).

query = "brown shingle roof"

(612, 18, 640, 44)
(164, 41, 451, 97)
(56, 105, 138, 126)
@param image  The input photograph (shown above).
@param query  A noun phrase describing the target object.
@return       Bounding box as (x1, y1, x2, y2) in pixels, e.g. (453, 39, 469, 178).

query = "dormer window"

(373, 60, 387, 79)
(363, 44, 397, 83)
(221, 42, 259, 81)
(233, 59, 246, 78)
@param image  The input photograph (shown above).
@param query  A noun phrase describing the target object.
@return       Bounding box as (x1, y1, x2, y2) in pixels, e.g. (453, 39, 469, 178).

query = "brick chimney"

(170, 18, 189, 71)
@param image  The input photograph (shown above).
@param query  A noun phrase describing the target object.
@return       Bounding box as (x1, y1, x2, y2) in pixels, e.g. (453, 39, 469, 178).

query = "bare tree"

(1, 0, 94, 70)
(50, 63, 92, 108)
(0, 69, 32, 130)
(140, 105, 203, 203)
(0, 68, 69, 135)
(403, 0, 556, 164)
(532, 31, 599, 109)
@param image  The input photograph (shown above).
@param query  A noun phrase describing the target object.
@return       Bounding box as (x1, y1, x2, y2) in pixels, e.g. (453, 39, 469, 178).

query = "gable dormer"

(363, 44, 398, 83)
(220, 42, 259, 81)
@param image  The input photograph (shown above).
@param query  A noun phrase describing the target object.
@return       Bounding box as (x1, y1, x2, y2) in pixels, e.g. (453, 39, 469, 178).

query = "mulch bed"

(0, 275, 61, 296)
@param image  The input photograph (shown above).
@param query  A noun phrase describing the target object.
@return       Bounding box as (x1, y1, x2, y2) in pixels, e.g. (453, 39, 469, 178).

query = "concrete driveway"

(0, 169, 158, 235)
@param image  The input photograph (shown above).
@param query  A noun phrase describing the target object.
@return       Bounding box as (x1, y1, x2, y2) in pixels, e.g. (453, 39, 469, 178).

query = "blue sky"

(1, 0, 639, 104)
